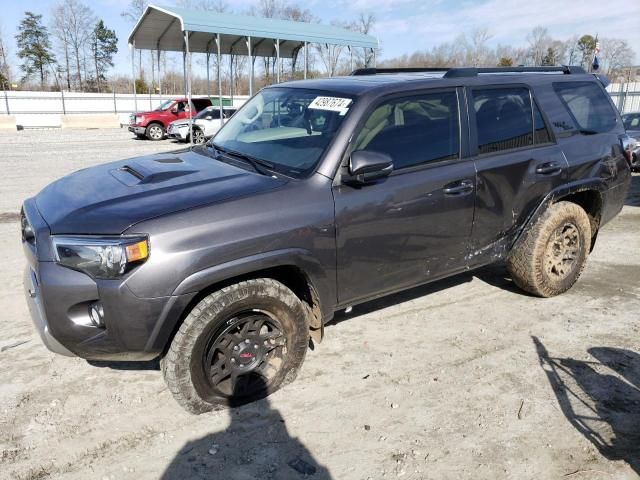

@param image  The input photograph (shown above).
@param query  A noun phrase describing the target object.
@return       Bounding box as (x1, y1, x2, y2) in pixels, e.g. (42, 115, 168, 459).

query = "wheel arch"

(512, 181, 606, 253)
(150, 250, 332, 355)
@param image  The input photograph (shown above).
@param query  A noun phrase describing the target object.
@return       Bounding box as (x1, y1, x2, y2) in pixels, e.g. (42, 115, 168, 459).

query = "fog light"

(88, 302, 105, 327)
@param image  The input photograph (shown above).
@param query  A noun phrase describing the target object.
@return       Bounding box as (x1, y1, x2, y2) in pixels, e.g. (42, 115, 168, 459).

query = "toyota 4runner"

(22, 66, 631, 413)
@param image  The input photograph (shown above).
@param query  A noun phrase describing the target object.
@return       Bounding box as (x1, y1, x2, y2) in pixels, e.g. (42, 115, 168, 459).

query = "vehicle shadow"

(87, 359, 160, 371)
(160, 376, 332, 479)
(626, 173, 640, 207)
(532, 336, 640, 475)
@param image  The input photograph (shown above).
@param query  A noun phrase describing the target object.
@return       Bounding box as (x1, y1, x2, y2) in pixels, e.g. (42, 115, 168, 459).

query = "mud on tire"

(507, 201, 592, 298)
(161, 279, 310, 414)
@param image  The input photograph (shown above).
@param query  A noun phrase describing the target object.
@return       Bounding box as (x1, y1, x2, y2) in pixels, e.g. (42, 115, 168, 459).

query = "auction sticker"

(308, 96, 352, 115)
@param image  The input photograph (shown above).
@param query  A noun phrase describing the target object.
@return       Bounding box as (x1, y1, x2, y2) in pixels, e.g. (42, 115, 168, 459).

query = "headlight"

(52, 236, 149, 279)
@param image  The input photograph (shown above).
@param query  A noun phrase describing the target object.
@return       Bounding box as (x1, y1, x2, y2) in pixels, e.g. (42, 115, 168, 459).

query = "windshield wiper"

(210, 142, 275, 176)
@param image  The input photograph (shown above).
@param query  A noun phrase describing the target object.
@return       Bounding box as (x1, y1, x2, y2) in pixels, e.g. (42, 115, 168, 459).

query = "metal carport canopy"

(127, 4, 379, 57)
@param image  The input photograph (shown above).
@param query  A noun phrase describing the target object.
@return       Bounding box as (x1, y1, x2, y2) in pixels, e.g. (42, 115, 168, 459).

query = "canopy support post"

(206, 52, 210, 98)
(247, 36, 253, 96)
(373, 48, 377, 67)
(216, 33, 223, 125)
(229, 54, 233, 105)
(157, 49, 162, 102)
(131, 41, 137, 112)
(349, 46, 353, 72)
(275, 39, 280, 83)
(304, 41, 308, 80)
(185, 30, 193, 145)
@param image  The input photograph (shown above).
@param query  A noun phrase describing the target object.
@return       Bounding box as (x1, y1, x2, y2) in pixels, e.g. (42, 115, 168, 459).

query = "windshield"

(211, 88, 354, 178)
(195, 107, 215, 120)
(155, 99, 174, 111)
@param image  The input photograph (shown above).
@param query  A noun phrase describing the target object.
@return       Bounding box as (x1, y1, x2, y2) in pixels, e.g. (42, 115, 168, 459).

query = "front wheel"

(507, 201, 592, 297)
(192, 127, 206, 144)
(161, 279, 309, 414)
(145, 123, 165, 141)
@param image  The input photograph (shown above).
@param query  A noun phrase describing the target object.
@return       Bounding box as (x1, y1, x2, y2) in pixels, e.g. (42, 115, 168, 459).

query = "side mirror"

(347, 150, 393, 185)
(170, 107, 178, 114)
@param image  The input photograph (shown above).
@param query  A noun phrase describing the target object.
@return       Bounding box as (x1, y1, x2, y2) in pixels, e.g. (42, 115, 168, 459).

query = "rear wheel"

(161, 279, 309, 414)
(145, 123, 165, 141)
(507, 201, 591, 297)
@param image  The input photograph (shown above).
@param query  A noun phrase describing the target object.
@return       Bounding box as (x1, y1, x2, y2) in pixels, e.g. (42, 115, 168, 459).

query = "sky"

(1, 0, 639, 77)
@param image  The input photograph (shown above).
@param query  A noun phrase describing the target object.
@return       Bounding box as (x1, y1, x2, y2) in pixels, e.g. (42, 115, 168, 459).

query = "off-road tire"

(161, 279, 309, 414)
(507, 201, 591, 297)
(145, 122, 165, 141)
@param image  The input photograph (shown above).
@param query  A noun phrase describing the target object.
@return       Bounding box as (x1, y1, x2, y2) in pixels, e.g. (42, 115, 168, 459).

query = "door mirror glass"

(347, 150, 393, 184)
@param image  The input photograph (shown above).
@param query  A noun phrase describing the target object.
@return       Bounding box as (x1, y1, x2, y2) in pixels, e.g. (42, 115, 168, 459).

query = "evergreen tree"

(15, 12, 56, 88)
(91, 20, 118, 91)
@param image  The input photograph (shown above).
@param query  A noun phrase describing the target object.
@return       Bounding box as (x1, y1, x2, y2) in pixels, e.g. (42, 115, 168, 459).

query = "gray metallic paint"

(22, 72, 631, 360)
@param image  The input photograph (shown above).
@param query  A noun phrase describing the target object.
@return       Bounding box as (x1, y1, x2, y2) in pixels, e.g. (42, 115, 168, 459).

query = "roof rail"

(350, 65, 587, 77)
(443, 66, 586, 78)
(351, 67, 450, 76)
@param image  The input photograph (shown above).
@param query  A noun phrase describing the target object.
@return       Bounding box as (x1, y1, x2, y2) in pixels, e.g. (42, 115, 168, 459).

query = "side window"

(353, 91, 460, 170)
(473, 87, 533, 154)
(553, 82, 617, 133)
(623, 114, 640, 129)
(534, 101, 552, 144)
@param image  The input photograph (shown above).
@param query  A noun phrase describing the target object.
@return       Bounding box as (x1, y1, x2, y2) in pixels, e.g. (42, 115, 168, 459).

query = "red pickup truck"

(128, 97, 213, 140)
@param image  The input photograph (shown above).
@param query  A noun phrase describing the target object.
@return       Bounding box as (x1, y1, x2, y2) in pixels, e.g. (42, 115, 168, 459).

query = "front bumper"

(167, 124, 188, 140)
(128, 125, 146, 135)
(24, 266, 74, 356)
(21, 200, 196, 361)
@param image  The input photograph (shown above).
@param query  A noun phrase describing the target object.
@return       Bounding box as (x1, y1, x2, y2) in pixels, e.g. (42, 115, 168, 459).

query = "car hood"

(626, 129, 640, 140)
(169, 119, 190, 127)
(34, 147, 287, 235)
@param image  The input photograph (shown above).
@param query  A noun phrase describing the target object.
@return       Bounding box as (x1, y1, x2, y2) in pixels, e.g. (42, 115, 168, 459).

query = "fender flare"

(172, 248, 334, 318)
(510, 179, 607, 251)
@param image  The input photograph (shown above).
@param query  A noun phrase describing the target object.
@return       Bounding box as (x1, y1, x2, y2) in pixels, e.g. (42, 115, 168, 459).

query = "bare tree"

(121, 0, 148, 75)
(599, 38, 634, 76)
(469, 28, 493, 66)
(350, 13, 376, 68)
(0, 25, 10, 88)
(54, 0, 95, 91)
(50, 4, 72, 89)
(526, 26, 551, 66)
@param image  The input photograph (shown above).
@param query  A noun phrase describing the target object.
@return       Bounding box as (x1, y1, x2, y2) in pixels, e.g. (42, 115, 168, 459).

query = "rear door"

(467, 85, 568, 265)
(333, 88, 476, 304)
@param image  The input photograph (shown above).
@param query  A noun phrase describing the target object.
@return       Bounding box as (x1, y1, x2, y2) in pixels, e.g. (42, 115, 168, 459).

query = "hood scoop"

(154, 157, 184, 164)
(111, 159, 196, 186)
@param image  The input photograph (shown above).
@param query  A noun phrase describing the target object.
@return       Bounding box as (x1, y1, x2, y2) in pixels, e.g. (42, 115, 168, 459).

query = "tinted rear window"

(473, 87, 534, 154)
(193, 98, 212, 110)
(553, 82, 617, 133)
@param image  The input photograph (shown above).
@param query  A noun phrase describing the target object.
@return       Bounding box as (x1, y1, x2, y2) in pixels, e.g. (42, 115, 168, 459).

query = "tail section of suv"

(128, 97, 213, 140)
(23, 66, 631, 413)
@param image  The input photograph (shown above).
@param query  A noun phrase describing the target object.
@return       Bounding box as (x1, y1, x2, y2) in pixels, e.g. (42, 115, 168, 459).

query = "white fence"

(0, 91, 249, 128)
(607, 82, 640, 113)
(0, 81, 638, 127)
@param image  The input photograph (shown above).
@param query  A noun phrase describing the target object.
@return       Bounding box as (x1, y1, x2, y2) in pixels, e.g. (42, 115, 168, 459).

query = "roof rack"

(351, 66, 587, 77)
(351, 67, 450, 76)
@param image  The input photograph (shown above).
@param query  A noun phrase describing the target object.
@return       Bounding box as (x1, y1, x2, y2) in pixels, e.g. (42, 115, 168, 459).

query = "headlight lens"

(52, 236, 149, 279)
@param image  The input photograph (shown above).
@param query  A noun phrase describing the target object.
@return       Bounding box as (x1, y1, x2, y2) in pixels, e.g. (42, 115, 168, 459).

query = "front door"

(333, 89, 476, 305)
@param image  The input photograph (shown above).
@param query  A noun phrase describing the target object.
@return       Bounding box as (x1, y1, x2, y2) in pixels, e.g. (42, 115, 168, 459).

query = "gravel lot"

(0, 128, 639, 480)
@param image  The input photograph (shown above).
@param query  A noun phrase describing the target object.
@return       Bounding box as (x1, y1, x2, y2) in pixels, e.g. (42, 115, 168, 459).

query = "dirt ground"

(0, 128, 639, 480)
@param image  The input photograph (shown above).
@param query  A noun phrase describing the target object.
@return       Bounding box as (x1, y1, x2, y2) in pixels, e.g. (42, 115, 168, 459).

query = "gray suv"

(22, 66, 631, 413)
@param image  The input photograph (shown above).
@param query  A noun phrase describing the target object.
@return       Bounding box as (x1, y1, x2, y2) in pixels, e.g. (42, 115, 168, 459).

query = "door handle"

(535, 162, 562, 175)
(443, 180, 474, 195)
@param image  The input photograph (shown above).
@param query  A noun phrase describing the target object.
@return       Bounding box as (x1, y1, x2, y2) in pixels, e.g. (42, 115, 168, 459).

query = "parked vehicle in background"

(22, 66, 631, 414)
(622, 112, 640, 171)
(167, 106, 237, 144)
(128, 97, 213, 140)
